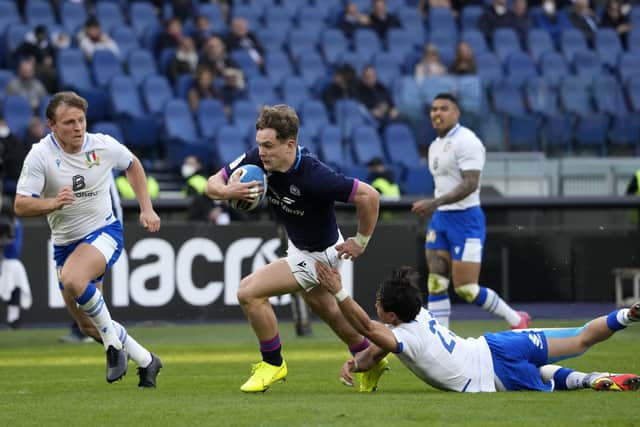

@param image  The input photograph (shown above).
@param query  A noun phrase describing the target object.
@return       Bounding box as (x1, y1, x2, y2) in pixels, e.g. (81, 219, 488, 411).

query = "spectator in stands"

(601, 0, 631, 48)
(187, 66, 222, 112)
(450, 41, 477, 75)
(168, 36, 199, 84)
(167, 0, 193, 22)
(322, 64, 358, 113)
(418, 0, 454, 16)
(116, 171, 160, 200)
(77, 17, 120, 60)
(181, 155, 231, 224)
(355, 65, 399, 124)
(414, 44, 448, 82)
(192, 15, 214, 51)
(339, 2, 371, 39)
(225, 17, 265, 69)
(14, 25, 68, 93)
(569, 0, 599, 46)
(367, 157, 400, 199)
(200, 36, 245, 93)
(369, 0, 402, 40)
(5, 57, 47, 111)
(534, 0, 573, 44)
(156, 17, 185, 55)
(512, 0, 532, 44)
(23, 116, 46, 147)
(479, 0, 518, 43)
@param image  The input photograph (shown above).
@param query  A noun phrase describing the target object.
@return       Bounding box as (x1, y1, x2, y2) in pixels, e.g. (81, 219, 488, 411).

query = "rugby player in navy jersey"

(205, 104, 385, 393)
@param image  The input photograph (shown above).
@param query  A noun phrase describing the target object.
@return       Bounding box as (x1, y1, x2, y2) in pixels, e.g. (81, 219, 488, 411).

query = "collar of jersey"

(444, 123, 461, 139)
(283, 145, 302, 174)
(49, 133, 89, 152)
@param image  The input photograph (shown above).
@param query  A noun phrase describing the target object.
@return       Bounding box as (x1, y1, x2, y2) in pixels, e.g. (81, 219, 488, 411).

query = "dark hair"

(255, 105, 299, 141)
(377, 266, 423, 322)
(46, 91, 88, 122)
(433, 93, 460, 109)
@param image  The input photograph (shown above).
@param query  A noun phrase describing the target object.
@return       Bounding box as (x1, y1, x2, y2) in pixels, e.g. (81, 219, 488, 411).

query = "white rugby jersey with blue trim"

(16, 133, 133, 245)
(428, 124, 485, 211)
(390, 308, 496, 392)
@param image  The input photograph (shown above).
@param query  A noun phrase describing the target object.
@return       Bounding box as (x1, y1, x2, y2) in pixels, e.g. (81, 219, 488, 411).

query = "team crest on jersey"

(426, 230, 436, 243)
(289, 184, 300, 196)
(85, 150, 100, 168)
(433, 157, 439, 171)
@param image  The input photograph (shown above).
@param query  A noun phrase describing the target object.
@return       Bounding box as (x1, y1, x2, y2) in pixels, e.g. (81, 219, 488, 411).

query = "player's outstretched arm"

(412, 169, 480, 217)
(14, 187, 75, 217)
(336, 181, 379, 260)
(125, 156, 160, 232)
(316, 261, 398, 353)
(205, 169, 262, 203)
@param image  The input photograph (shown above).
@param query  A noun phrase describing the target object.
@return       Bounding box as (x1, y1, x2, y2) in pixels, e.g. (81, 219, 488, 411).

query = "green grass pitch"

(1, 319, 639, 427)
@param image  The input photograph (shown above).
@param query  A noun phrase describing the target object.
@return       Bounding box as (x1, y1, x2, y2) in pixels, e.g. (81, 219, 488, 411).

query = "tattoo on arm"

(434, 170, 480, 207)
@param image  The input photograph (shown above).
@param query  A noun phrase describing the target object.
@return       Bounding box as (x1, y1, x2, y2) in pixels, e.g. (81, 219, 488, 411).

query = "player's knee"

(455, 283, 480, 303)
(427, 273, 449, 294)
(58, 270, 84, 294)
(237, 275, 259, 305)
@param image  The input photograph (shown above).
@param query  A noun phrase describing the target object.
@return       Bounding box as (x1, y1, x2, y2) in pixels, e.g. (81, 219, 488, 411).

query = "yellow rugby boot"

(240, 360, 288, 393)
(357, 357, 390, 392)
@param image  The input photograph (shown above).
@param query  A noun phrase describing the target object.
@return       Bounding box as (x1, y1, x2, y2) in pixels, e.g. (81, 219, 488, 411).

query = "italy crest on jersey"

(85, 150, 100, 168)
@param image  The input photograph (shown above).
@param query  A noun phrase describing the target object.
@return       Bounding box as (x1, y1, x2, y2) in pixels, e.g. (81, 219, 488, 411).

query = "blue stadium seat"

(373, 52, 402, 87)
(318, 125, 349, 170)
(197, 2, 226, 33)
(287, 28, 319, 60)
(60, 1, 87, 34)
(492, 28, 522, 62)
(352, 125, 386, 164)
(91, 49, 122, 87)
(429, 7, 457, 35)
(573, 114, 610, 155)
(594, 28, 622, 69)
(231, 5, 262, 30)
(541, 115, 573, 153)
(383, 123, 421, 169)
(629, 29, 640, 55)
(0, 69, 14, 95)
(419, 76, 457, 106)
(386, 28, 420, 64)
(281, 76, 310, 110)
(142, 75, 173, 115)
(3, 95, 32, 138)
(457, 75, 485, 116)
(256, 26, 287, 53)
(127, 49, 158, 85)
(164, 98, 208, 165)
(396, 7, 426, 45)
(333, 99, 377, 139)
(539, 52, 569, 88)
(231, 100, 259, 136)
(354, 28, 383, 59)
(460, 5, 483, 31)
(504, 51, 538, 87)
(475, 52, 503, 88)
(57, 48, 94, 92)
(26, 0, 56, 27)
(300, 99, 330, 137)
(461, 29, 489, 54)
(248, 76, 278, 106)
(297, 5, 329, 27)
(0, 2, 21, 35)
(525, 78, 560, 117)
(6, 24, 31, 61)
(402, 166, 434, 195)
(215, 125, 248, 165)
(112, 26, 140, 62)
(297, 126, 319, 154)
(337, 50, 372, 75)
(196, 99, 227, 140)
(559, 77, 593, 117)
(609, 116, 640, 150)
(265, 5, 296, 24)
(508, 114, 541, 150)
(129, 2, 160, 39)
(572, 50, 605, 81)
(429, 31, 458, 66)
(230, 49, 261, 80)
(526, 28, 555, 63)
(394, 76, 424, 119)
(627, 74, 640, 112)
(297, 51, 326, 88)
(264, 50, 294, 88)
(173, 74, 194, 100)
(320, 28, 349, 65)
(91, 121, 124, 143)
(560, 28, 589, 63)
(492, 81, 527, 116)
(593, 75, 628, 117)
(618, 53, 640, 83)
(95, 1, 125, 33)
(109, 75, 158, 147)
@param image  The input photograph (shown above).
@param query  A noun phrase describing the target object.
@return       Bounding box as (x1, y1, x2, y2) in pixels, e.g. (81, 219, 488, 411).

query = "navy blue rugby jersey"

(223, 146, 358, 252)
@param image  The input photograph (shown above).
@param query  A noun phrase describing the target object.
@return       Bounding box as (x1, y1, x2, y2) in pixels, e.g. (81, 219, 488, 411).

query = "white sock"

(112, 320, 152, 367)
(479, 287, 521, 326)
(618, 308, 633, 326)
(428, 296, 451, 328)
(565, 371, 589, 390)
(78, 288, 122, 350)
(7, 305, 20, 323)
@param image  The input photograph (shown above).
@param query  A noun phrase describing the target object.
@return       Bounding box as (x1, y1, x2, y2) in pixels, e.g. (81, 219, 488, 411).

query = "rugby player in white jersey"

(412, 93, 530, 329)
(14, 92, 163, 386)
(317, 262, 640, 392)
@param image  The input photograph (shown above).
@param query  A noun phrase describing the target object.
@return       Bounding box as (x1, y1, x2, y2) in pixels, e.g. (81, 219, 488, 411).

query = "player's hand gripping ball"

(229, 164, 268, 211)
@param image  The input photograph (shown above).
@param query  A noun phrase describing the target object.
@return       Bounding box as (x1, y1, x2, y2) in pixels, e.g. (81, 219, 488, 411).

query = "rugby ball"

(228, 164, 268, 211)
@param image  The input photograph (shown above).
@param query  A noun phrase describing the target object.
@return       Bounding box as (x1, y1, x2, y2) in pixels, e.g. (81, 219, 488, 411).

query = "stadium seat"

(333, 99, 377, 139)
(373, 52, 402, 88)
(460, 5, 484, 31)
(0, 2, 21, 35)
(385, 29, 419, 64)
(560, 28, 589, 63)
(230, 49, 261, 80)
(215, 125, 249, 165)
(264, 5, 296, 26)
(525, 78, 560, 117)
(264, 51, 293, 88)
(296, 5, 329, 28)
(231, 100, 259, 136)
(164, 98, 211, 166)
(559, 77, 593, 117)
(402, 166, 434, 195)
(492, 28, 522, 62)
(351, 125, 387, 165)
(429, 31, 458, 67)
(297, 51, 326, 88)
(541, 115, 573, 153)
(25, 0, 56, 27)
(396, 7, 426, 43)
(504, 51, 538, 87)
(6, 24, 31, 63)
(300, 99, 330, 137)
(354, 28, 383, 60)
(572, 50, 605, 81)
(231, 5, 262, 29)
(142, 75, 173, 115)
(197, 2, 226, 33)
(109, 75, 158, 147)
(337, 50, 372, 75)
(318, 125, 348, 170)
(594, 28, 623, 69)
(287, 28, 319, 60)
(573, 114, 610, 156)
(526, 28, 555, 63)
(320, 28, 349, 66)
(419, 76, 457, 106)
(0, 70, 14, 96)
(91, 50, 123, 87)
(475, 52, 503, 88)
(196, 99, 227, 140)
(629, 29, 640, 55)
(57, 48, 94, 92)
(608, 116, 640, 150)
(508, 115, 541, 150)
(618, 53, 640, 84)
(281, 76, 310, 110)
(477, 112, 506, 150)
(461, 29, 489, 54)
(112, 26, 140, 62)
(248, 76, 278, 107)
(3, 95, 32, 139)
(627, 74, 640, 112)
(593, 75, 628, 117)
(91, 121, 125, 143)
(130, 2, 161, 39)
(492, 81, 527, 117)
(539, 52, 570, 88)
(457, 75, 485, 116)
(429, 7, 457, 35)
(383, 123, 421, 169)
(297, 126, 318, 154)
(60, 1, 87, 34)
(95, 1, 125, 33)
(127, 49, 158, 85)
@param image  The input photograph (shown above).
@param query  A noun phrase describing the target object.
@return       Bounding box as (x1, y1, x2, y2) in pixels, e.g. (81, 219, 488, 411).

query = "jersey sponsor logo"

(85, 150, 100, 168)
(72, 175, 86, 191)
(289, 184, 300, 196)
(297, 260, 307, 268)
(228, 153, 246, 170)
(282, 196, 295, 205)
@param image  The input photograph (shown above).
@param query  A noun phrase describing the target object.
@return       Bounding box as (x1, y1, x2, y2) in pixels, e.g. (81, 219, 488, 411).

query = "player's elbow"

(14, 198, 27, 217)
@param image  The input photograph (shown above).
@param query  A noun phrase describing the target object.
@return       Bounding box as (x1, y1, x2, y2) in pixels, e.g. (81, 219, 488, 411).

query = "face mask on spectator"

(543, 1, 556, 15)
(495, 4, 507, 15)
(0, 126, 10, 138)
(181, 164, 197, 178)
